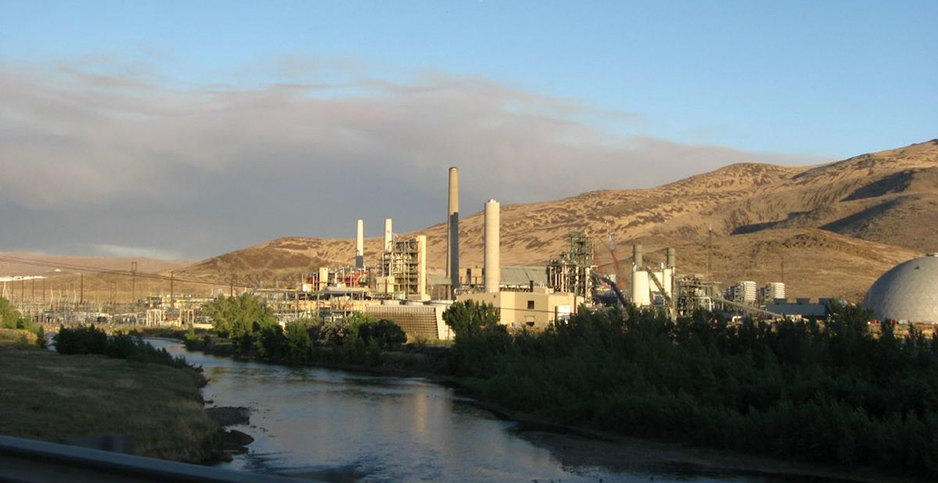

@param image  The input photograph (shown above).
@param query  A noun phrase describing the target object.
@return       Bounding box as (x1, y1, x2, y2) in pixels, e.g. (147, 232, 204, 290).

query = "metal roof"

(500, 266, 548, 287)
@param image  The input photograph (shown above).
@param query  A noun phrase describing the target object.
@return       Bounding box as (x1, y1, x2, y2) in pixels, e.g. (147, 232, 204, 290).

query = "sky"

(1, 0, 935, 260)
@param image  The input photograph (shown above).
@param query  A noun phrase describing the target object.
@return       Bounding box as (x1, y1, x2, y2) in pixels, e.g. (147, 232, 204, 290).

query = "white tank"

(865, 254, 938, 323)
(631, 269, 650, 307)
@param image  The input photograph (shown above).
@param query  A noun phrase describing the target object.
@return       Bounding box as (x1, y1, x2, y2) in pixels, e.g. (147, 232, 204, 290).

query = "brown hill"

(0, 252, 191, 277)
(175, 140, 938, 301)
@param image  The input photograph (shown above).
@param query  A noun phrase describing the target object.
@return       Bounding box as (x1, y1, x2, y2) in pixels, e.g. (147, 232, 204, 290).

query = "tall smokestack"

(633, 244, 643, 268)
(447, 167, 460, 297)
(484, 200, 500, 293)
(417, 235, 427, 299)
(666, 247, 676, 268)
(356, 219, 364, 268)
(384, 218, 393, 253)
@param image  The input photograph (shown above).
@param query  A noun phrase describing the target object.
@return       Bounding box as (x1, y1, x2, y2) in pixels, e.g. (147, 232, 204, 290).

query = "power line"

(0, 255, 248, 289)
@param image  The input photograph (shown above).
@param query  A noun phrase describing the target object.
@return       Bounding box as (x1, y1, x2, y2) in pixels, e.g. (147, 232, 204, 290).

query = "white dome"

(864, 254, 938, 323)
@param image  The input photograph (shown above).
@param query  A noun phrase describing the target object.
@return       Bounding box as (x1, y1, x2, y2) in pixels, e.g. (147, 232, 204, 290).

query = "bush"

(55, 325, 199, 378)
(357, 319, 407, 350)
(444, 302, 938, 479)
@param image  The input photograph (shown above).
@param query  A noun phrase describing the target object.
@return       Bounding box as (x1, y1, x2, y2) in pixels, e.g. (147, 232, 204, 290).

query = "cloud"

(87, 243, 185, 261)
(0, 56, 815, 257)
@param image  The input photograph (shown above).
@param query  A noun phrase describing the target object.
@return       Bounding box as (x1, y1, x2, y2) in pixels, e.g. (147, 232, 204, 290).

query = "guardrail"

(0, 434, 313, 482)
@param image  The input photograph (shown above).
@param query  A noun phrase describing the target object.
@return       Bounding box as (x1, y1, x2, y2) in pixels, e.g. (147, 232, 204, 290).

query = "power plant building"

(459, 288, 581, 330)
(364, 302, 453, 340)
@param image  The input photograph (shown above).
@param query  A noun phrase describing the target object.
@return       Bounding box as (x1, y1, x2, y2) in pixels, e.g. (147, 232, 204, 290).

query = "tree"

(358, 319, 407, 350)
(0, 297, 23, 329)
(203, 294, 277, 339)
(443, 300, 500, 340)
(284, 319, 312, 363)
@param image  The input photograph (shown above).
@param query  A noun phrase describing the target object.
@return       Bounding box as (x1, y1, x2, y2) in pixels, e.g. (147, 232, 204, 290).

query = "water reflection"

(149, 339, 851, 483)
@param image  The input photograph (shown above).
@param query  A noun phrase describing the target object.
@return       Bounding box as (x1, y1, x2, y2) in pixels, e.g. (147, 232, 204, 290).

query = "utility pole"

(781, 257, 786, 284)
(42, 277, 46, 306)
(230, 275, 234, 298)
(79, 273, 84, 305)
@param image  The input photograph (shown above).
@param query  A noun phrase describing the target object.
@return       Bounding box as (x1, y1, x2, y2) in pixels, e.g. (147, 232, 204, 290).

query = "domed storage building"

(864, 253, 938, 323)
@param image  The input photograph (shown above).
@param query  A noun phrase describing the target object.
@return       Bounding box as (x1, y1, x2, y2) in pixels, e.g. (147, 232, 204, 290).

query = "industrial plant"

(7, 164, 935, 342)
(213, 165, 893, 343)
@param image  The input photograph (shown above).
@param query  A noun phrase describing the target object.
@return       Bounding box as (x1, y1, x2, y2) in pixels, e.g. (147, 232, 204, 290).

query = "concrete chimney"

(484, 200, 500, 293)
(384, 218, 393, 253)
(356, 219, 364, 269)
(666, 247, 676, 268)
(447, 167, 460, 297)
(417, 235, 427, 298)
(633, 244, 643, 268)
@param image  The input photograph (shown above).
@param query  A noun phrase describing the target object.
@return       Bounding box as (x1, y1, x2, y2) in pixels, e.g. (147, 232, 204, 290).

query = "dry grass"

(0, 342, 220, 463)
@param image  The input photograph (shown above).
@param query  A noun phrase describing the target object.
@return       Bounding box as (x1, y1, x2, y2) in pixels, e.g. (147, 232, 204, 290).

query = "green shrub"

(444, 302, 938, 479)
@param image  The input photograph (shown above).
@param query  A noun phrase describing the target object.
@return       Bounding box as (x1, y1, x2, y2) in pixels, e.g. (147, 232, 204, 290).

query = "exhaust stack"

(633, 244, 643, 268)
(484, 200, 500, 293)
(417, 235, 427, 298)
(384, 218, 393, 253)
(447, 167, 460, 297)
(355, 219, 364, 268)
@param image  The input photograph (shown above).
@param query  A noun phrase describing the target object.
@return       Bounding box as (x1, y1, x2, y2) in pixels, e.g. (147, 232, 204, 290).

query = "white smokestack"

(417, 235, 427, 299)
(356, 219, 364, 268)
(384, 218, 393, 253)
(484, 199, 500, 293)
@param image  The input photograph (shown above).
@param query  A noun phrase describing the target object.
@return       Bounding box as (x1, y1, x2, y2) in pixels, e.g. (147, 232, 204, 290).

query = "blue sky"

(0, 1, 935, 259)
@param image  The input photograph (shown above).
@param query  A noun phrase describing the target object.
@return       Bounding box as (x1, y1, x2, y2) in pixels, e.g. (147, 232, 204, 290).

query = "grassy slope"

(0, 342, 219, 463)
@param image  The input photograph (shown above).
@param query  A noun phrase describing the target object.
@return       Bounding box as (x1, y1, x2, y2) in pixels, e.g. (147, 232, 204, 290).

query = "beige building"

(364, 302, 454, 341)
(458, 287, 582, 330)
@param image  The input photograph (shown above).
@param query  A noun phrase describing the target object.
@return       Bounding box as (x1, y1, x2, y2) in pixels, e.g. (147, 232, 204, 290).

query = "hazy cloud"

(0, 57, 813, 258)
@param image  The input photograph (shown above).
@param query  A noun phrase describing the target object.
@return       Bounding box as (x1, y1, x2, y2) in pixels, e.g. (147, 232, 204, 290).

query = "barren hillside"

(0, 252, 191, 277)
(174, 140, 938, 301)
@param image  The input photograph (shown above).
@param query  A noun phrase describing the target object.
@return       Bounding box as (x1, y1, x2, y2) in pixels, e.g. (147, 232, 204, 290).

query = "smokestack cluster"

(356, 219, 364, 268)
(447, 167, 460, 297)
(484, 200, 500, 293)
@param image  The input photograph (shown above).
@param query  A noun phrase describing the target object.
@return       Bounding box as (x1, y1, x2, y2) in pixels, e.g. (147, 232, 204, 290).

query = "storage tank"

(864, 254, 938, 323)
(631, 269, 650, 307)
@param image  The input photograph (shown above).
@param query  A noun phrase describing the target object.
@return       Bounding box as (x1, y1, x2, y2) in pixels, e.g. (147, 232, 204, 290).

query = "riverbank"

(0, 341, 222, 463)
(172, 335, 913, 483)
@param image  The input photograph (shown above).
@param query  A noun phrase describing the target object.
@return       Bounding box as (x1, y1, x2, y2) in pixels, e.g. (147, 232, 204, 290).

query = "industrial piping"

(484, 200, 500, 293)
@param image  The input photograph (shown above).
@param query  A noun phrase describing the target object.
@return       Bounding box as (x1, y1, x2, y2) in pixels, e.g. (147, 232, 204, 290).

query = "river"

(149, 339, 854, 483)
